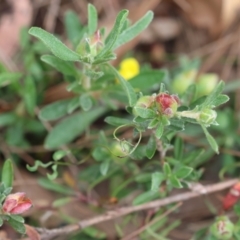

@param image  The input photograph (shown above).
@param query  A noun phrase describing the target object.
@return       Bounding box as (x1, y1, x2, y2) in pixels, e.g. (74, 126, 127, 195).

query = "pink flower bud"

(2, 192, 32, 215)
(155, 93, 179, 117)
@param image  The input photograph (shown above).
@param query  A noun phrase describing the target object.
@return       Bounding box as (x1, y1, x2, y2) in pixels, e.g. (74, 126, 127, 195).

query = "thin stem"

(35, 178, 238, 240)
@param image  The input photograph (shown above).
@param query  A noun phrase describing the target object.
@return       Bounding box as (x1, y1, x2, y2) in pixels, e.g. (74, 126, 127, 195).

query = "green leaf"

(114, 11, 154, 49)
(175, 166, 193, 179)
(155, 122, 164, 139)
(67, 97, 80, 114)
(88, 4, 98, 35)
(151, 172, 164, 192)
(133, 107, 156, 118)
(100, 160, 110, 176)
(38, 178, 74, 195)
(0, 72, 22, 87)
(96, 10, 128, 59)
(146, 135, 157, 159)
(8, 216, 26, 234)
(1, 159, 13, 188)
(23, 75, 36, 115)
(44, 107, 107, 149)
(52, 197, 73, 207)
(211, 94, 229, 107)
(39, 99, 73, 121)
(41, 55, 78, 77)
(168, 118, 185, 131)
(64, 11, 84, 45)
(0, 217, 3, 227)
(201, 125, 219, 154)
(135, 173, 152, 182)
(104, 116, 132, 126)
(107, 63, 137, 107)
(28, 27, 81, 61)
(163, 162, 171, 176)
(169, 175, 183, 188)
(133, 190, 159, 205)
(200, 81, 225, 109)
(174, 137, 183, 160)
(0, 112, 17, 127)
(92, 147, 109, 162)
(79, 94, 93, 111)
(10, 215, 25, 223)
(129, 70, 165, 92)
(148, 118, 159, 129)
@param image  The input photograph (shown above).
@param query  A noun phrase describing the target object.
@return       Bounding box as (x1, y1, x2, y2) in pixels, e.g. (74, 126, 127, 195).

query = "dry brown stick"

(35, 178, 238, 240)
(121, 202, 182, 240)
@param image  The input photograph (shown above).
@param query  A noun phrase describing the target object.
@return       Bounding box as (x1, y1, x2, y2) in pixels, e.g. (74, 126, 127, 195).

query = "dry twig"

(34, 178, 238, 240)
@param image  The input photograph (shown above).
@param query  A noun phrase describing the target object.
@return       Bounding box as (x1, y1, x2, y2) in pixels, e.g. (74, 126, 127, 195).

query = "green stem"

(176, 111, 200, 120)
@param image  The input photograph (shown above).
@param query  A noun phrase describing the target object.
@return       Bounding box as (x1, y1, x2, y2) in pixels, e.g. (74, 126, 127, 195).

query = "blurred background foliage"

(1, 0, 240, 239)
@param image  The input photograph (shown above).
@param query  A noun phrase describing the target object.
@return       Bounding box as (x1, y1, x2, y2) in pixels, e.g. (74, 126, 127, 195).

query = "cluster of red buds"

(134, 93, 180, 118)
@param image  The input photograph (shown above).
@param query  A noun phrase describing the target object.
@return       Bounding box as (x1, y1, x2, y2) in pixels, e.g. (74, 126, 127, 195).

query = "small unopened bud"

(133, 95, 155, 117)
(172, 69, 197, 94)
(2, 192, 32, 215)
(210, 216, 234, 240)
(197, 73, 218, 98)
(111, 142, 130, 163)
(198, 108, 217, 126)
(155, 93, 179, 118)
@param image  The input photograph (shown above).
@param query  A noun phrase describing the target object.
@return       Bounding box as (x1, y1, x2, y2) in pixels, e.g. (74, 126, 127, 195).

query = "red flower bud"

(2, 192, 32, 214)
(155, 93, 179, 117)
(223, 182, 240, 210)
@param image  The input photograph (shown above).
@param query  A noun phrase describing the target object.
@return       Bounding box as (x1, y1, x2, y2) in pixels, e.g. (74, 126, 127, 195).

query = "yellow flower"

(119, 58, 140, 80)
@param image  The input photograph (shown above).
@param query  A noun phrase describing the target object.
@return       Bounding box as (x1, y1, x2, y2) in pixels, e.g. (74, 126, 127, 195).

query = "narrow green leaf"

(211, 94, 229, 107)
(169, 175, 183, 188)
(41, 55, 78, 77)
(146, 135, 157, 159)
(155, 122, 164, 139)
(0, 218, 3, 227)
(100, 160, 110, 176)
(151, 172, 164, 192)
(67, 97, 80, 114)
(148, 118, 159, 129)
(0, 72, 22, 87)
(96, 10, 128, 59)
(104, 116, 132, 126)
(135, 173, 152, 182)
(114, 11, 154, 49)
(79, 94, 93, 111)
(107, 63, 137, 107)
(10, 215, 25, 223)
(38, 178, 74, 195)
(174, 137, 183, 160)
(175, 166, 193, 179)
(23, 75, 36, 115)
(44, 107, 106, 149)
(200, 81, 225, 109)
(129, 70, 165, 91)
(28, 27, 80, 61)
(163, 162, 171, 176)
(133, 190, 159, 205)
(0, 112, 17, 127)
(134, 107, 156, 118)
(8, 217, 26, 234)
(201, 125, 219, 154)
(1, 159, 13, 188)
(64, 11, 84, 45)
(88, 4, 98, 35)
(39, 99, 72, 121)
(52, 197, 73, 207)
